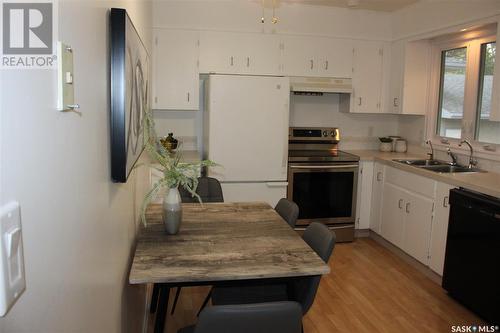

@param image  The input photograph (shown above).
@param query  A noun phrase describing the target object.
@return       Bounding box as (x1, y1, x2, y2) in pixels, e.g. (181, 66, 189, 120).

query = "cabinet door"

(352, 41, 384, 113)
(153, 29, 199, 110)
(239, 34, 281, 75)
(429, 183, 455, 275)
(356, 161, 374, 230)
(403, 191, 434, 265)
(401, 40, 431, 115)
(199, 31, 281, 75)
(388, 40, 405, 113)
(282, 36, 319, 77)
(322, 38, 353, 78)
(370, 162, 385, 233)
(199, 31, 238, 74)
(380, 182, 406, 248)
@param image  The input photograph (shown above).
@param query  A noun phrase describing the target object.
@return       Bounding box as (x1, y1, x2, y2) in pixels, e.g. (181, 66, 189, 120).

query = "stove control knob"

(330, 130, 337, 137)
(322, 131, 328, 137)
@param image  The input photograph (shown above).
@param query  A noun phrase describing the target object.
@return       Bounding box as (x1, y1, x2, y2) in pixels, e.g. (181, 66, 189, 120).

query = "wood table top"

(129, 202, 330, 284)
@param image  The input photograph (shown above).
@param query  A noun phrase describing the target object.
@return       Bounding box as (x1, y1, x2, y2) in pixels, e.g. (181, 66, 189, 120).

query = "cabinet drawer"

(385, 166, 435, 198)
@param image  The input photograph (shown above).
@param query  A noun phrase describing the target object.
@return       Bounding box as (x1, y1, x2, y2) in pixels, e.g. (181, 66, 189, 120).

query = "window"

(475, 42, 500, 144)
(437, 47, 467, 139)
(434, 31, 499, 146)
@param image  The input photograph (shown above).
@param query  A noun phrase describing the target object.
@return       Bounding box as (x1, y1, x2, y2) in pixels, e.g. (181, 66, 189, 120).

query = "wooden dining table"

(129, 202, 330, 333)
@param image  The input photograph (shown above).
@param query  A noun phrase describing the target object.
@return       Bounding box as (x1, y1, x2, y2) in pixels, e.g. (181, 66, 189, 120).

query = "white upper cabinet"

(351, 40, 385, 113)
(282, 36, 353, 78)
(387, 40, 431, 115)
(388, 40, 405, 113)
(199, 31, 281, 75)
(153, 29, 200, 110)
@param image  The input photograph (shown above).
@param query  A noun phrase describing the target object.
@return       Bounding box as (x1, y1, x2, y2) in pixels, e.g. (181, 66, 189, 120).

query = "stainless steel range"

(287, 127, 360, 242)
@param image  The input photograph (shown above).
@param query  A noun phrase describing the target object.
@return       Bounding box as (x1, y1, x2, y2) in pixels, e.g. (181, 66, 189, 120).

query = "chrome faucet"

(426, 140, 434, 160)
(447, 148, 458, 166)
(459, 140, 477, 168)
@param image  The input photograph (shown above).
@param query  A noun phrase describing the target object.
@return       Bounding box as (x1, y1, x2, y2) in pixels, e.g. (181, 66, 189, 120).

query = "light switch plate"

(57, 41, 75, 111)
(0, 202, 26, 317)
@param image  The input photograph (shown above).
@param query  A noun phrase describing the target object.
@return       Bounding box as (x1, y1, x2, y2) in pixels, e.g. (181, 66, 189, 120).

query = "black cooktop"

(288, 150, 360, 163)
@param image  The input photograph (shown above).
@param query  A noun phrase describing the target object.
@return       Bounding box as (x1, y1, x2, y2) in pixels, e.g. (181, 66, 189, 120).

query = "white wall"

(391, 0, 500, 41)
(290, 94, 400, 150)
(0, 1, 152, 332)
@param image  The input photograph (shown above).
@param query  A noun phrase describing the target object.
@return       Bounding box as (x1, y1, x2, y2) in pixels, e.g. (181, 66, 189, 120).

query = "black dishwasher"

(442, 188, 500, 324)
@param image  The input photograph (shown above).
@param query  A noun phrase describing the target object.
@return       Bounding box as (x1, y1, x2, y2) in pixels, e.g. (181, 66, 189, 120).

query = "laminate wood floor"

(147, 237, 483, 333)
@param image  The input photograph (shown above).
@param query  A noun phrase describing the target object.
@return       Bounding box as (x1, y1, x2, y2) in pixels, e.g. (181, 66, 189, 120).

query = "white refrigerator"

(204, 75, 290, 207)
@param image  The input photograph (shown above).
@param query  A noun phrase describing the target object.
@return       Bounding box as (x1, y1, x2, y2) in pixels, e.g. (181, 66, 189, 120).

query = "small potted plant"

(141, 109, 216, 234)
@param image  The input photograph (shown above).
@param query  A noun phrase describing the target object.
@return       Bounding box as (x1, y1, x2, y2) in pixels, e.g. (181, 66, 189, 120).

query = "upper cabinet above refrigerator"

(281, 35, 353, 78)
(199, 31, 282, 76)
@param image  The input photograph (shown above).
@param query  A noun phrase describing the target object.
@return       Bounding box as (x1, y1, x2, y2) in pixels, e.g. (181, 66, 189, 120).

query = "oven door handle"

(289, 164, 359, 169)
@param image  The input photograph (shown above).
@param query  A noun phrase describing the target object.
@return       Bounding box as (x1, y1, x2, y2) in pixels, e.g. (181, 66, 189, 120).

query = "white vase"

(162, 187, 182, 234)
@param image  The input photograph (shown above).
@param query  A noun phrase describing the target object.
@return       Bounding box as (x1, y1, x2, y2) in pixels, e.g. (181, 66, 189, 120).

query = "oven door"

(288, 163, 358, 227)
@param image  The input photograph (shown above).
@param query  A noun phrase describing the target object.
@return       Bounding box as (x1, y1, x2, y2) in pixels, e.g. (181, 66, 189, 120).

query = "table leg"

(154, 284, 170, 333)
(150, 283, 160, 313)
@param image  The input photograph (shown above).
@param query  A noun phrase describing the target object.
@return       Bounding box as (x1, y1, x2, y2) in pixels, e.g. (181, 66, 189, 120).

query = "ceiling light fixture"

(261, 0, 265, 23)
(460, 28, 468, 32)
(272, 0, 278, 24)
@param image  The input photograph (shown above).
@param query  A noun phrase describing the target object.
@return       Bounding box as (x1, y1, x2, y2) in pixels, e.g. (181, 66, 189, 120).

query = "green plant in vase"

(141, 108, 216, 234)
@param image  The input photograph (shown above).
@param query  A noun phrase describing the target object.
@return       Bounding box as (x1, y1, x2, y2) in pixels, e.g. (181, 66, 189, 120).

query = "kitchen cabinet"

(282, 35, 353, 78)
(199, 31, 281, 75)
(153, 29, 200, 110)
(356, 161, 374, 229)
(380, 165, 435, 265)
(386, 40, 431, 115)
(429, 182, 455, 275)
(350, 40, 385, 113)
(370, 162, 385, 233)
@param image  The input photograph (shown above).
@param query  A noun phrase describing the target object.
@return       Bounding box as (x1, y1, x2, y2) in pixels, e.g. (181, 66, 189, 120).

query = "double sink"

(393, 159, 484, 173)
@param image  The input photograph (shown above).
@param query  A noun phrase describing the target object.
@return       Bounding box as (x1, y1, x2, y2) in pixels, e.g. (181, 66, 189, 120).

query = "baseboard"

(355, 229, 370, 238)
(368, 231, 443, 286)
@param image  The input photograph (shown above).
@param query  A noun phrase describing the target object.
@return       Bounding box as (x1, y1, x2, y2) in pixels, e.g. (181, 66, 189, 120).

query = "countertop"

(146, 150, 202, 165)
(346, 149, 500, 199)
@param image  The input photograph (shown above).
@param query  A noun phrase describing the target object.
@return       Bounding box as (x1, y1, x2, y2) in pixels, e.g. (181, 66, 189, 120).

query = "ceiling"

(278, 0, 420, 12)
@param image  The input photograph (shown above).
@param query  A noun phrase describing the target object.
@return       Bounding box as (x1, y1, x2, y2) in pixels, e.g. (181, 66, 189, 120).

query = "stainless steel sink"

(393, 159, 484, 173)
(393, 159, 445, 167)
(420, 165, 483, 173)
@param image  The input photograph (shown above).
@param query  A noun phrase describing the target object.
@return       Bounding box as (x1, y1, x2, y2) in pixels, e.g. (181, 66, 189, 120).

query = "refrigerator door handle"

(282, 101, 289, 170)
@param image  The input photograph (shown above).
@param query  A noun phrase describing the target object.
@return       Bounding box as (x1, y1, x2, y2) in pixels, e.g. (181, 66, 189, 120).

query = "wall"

(290, 94, 400, 150)
(0, 1, 152, 332)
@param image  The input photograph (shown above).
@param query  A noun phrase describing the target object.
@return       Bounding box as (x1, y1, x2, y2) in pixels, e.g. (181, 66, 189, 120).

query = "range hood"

(290, 76, 352, 94)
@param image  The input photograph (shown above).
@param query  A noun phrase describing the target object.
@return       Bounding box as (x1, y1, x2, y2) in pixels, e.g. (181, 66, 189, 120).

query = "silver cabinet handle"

(230, 56, 234, 66)
(187, 92, 190, 102)
(377, 172, 383, 182)
(310, 60, 314, 70)
(358, 97, 362, 106)
(406, 202, 411, 214)
(443, 196, 449, 208)
(398, 199, 404, 209)
(246, 57, 250, 67)
(325, 60, 329, 70)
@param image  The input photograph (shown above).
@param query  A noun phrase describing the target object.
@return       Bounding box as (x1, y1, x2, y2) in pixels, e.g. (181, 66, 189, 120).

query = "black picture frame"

(110, 8, 150, 183)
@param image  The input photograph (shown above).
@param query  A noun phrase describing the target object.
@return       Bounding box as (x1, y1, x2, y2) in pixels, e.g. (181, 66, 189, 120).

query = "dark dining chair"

(208, 222, 336, 315)
(150, 177, 224, 316)
(177, 301, 303, 333)
(275, 198, 299, 228)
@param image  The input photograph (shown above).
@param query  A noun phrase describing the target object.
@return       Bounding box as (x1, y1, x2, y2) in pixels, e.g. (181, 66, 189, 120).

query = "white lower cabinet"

(356, 161, 374, 229)
(403, 190, 434, 265)
(369, 162, 385, 233)
(429, 182, 455, 275)
(371, 163, 454, 268)
(220, 182, 287, 208)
